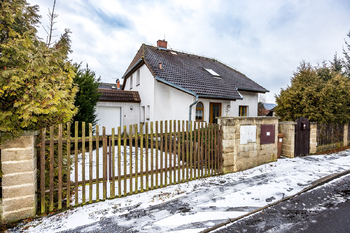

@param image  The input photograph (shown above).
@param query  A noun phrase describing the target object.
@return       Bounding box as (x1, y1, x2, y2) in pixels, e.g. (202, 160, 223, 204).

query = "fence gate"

(295, 117, 310, 156)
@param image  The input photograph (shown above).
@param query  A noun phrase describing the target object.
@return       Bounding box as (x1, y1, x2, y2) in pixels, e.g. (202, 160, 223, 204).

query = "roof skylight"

(204, 68, 220, 77)
(171, 51, 177, 55)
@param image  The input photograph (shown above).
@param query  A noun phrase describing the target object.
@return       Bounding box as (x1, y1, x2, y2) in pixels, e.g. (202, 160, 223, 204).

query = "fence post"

(1, 131, 39, 223)
(344, 124, 348, 147)
(309, 122, 317, 154)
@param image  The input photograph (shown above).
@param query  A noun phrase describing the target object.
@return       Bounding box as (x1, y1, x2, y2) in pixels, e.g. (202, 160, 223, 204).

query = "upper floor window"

(136, 69, 140, 86)
(239, 106, 248, 116)
(196, 102, 204, 121)
(130, 75, 133, 90)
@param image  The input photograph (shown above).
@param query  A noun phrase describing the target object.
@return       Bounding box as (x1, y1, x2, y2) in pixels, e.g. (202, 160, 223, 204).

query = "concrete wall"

(1, 131, 38, 223)
(278, 122, 296, 158)
(218, 117, 279, 174)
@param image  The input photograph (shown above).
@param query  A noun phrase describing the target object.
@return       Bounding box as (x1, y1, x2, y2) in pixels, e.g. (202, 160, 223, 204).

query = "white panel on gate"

(96, 106, 121, 135)
(240, 125, 256, 144)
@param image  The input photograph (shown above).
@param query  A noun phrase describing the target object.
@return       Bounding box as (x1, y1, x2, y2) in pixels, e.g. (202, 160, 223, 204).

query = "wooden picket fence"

(38, 120, 223, 214)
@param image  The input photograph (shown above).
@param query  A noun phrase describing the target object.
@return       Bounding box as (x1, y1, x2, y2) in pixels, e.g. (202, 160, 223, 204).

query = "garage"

(95, 106, 121, 135)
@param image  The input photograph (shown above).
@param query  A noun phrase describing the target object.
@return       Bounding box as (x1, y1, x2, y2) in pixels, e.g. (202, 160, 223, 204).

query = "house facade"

(96, 40, 268, 131)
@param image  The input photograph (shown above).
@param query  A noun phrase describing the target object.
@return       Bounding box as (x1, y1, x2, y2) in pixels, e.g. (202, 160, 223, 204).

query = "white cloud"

(28, 0, 350, 102)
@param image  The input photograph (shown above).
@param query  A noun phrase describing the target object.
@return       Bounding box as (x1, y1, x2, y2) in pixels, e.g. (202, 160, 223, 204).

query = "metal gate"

(295, 117, 310, 156)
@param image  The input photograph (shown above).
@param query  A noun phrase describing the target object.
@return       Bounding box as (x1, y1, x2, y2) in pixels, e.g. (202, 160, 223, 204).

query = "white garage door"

(95, 106, 121, 135)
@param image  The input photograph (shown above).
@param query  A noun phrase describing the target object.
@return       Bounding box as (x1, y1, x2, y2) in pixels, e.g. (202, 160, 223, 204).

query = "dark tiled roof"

(98, 89, 141, 103)
(123, 44, 268, 100)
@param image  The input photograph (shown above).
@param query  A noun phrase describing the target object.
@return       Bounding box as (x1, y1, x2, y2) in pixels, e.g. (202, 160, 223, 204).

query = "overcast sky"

(29, 0, 350, 103)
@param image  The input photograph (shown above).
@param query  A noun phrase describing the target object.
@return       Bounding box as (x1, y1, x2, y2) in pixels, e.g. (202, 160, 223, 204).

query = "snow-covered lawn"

(9, 149, 350, 232)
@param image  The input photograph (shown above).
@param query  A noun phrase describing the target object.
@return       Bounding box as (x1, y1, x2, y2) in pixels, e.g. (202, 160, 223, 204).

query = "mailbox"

(302, 122, 307, 130)
(260, 124, 275, 144)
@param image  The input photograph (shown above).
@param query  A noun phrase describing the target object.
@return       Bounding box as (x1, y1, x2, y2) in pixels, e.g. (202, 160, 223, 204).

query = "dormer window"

(204, 68, 220, 77)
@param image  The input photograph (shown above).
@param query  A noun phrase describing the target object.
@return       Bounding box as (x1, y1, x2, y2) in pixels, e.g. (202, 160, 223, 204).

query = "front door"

(210, 103, 221, 124)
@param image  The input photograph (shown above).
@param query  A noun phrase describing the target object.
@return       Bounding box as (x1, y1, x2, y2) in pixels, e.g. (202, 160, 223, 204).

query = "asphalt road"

(213, 173, 350, 233)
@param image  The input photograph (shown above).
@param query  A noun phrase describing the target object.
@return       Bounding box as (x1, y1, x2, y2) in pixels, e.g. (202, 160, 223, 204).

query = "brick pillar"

(309, 122, 317, 154)
(1, 131, 39, 223)
(278, 122, 296, 158)
(344, 124, 348, 147)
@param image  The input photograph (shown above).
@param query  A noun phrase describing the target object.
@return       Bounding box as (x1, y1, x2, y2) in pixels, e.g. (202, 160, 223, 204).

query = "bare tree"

(43, 0, 58, 46)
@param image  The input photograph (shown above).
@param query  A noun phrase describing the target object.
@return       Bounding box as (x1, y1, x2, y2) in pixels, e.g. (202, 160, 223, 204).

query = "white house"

(96, 40, 268, 131)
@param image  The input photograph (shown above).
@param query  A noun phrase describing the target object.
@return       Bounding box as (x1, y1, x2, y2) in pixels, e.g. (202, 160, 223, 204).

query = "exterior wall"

(310, 122, 317, 154)
(124, 64, 155, 124)
(218, 117, 279, 174)
(229, 91, 258, 117)
(1, 131, 38, 223)
(278, 122, 296, 158)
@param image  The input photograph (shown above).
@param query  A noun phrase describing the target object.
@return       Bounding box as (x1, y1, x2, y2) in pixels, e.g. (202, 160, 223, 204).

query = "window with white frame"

(239, 106, 248, 116)
(130, 75, 133, 90)
(136, 69, 140, 86)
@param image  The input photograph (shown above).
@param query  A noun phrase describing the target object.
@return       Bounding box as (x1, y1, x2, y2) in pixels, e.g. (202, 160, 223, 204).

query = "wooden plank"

(155, 121, 159, 188)
(96, 125, 99, 201)
(145, 122, 149, 191)
(186, 121, 189, 182)
(213, 124, 218, 175)
(89, 123, 93, 203)
(66, 123, 71, 208)
(103, 127, 107, 200)
(135, 124, 139, 193)
(129, 125, 133, 194)
(160, 121, 164, 187)
(123, 126, 127, 196)
(58, 124, 63, 209)
(164, 120, 168, 187)
(193, 122, 197, 179)
(205, 122, 208, 177)
(200, 122, 204, 178)
(111, 128, 116, 198)
(169, 120, 173, 185)
(82, 122, 86, 204)
(177, 120, 181, 184)
(49, 126, 54, 212)
(209, 123, 212, 176)
(150, 122, 154, 189)
(182, 121, 185, 182)
(118, 127, 122, 197)
(40, 128, 46, 214)
(140, 123, 144, 192)
(189, 121, 193, 181)
(75, 122, 79, 206)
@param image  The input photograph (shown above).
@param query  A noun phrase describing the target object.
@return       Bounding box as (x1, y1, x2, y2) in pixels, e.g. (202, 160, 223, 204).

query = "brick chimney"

(116, 78, 120, 89)
(157, 39, 167, 50)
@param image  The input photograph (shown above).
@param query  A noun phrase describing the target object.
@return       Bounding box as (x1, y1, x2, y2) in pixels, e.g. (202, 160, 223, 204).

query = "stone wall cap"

(279, 121, 297, 125)
(218, 117, 280, 120)
(0, 130, 40, 137)
(310, 122, 317, 125)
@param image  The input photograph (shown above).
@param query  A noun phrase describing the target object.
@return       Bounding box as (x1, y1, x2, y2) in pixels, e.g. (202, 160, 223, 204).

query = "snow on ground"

(8, 149, 350, 233)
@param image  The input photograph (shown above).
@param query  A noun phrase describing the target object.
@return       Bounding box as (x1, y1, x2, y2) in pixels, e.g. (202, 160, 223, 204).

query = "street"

(213, 173, 350, 233)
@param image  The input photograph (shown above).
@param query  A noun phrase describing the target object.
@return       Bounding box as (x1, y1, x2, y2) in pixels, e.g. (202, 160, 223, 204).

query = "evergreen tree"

(71, 63, 101, 136)
(275, 61, 350, 123)
(0, 0, 78, 139)
(343, 31, 350, 78)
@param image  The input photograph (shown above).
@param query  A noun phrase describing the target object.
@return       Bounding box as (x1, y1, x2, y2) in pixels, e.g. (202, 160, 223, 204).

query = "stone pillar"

(1, 131, 39, 223)
(218, 118, 236, 174)
(278, 122, 296, 158)
(309, 122, 317, 154)
(344, 124, 348, 147)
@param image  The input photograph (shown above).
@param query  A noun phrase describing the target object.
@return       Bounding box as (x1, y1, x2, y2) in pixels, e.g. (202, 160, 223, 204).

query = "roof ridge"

(143, 44, 250, 78)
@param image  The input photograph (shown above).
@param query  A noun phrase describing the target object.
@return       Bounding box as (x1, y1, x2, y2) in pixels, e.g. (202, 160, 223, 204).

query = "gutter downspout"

(189, 95, 199, 129)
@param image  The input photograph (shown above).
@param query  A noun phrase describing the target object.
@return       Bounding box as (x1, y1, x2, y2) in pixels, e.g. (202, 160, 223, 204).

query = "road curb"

(201, 169, 350, 233)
